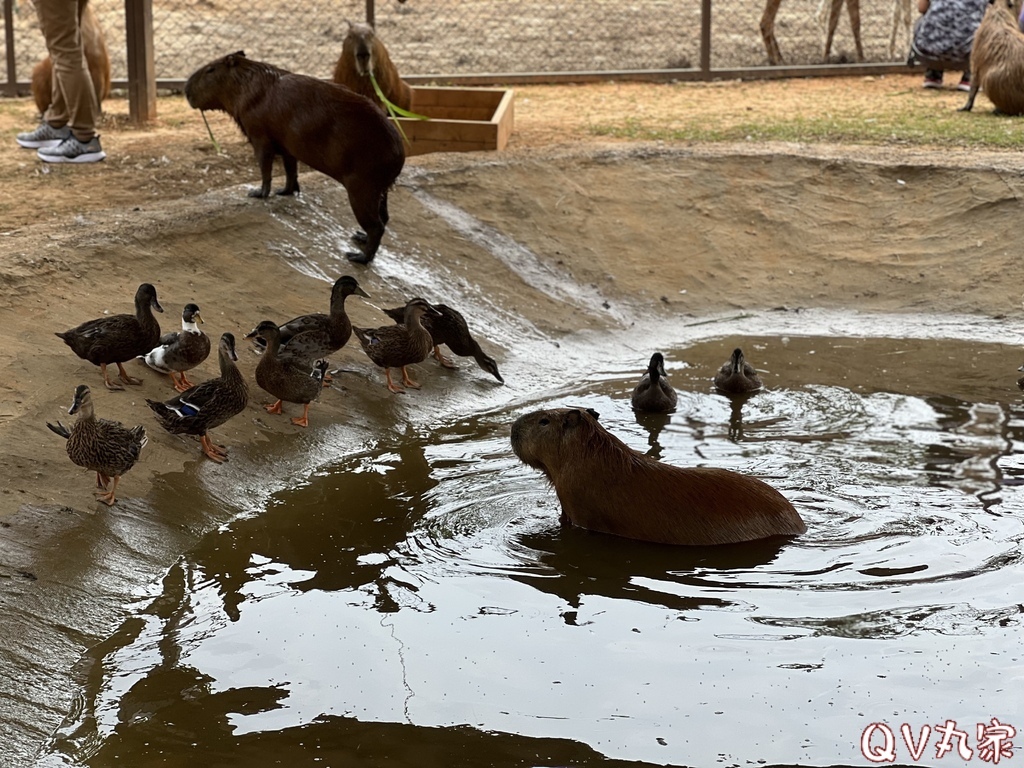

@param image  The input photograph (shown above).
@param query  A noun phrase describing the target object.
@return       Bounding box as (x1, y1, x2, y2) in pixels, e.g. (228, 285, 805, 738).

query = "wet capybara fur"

(511, 408, 807, 546)
(184, 51, 405, 264)
(960, 0, 1024, 115)
(31, 2, 111, 115)
(332, 22, 413, 112)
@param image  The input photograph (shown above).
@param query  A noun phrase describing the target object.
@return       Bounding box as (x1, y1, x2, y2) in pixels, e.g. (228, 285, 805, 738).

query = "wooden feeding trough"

(397, 86, 514, 156)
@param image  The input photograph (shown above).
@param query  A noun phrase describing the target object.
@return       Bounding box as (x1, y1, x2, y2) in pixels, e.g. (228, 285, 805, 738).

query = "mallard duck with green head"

(244, 320, 330, 427)
(382, 301, 503, 384)
(56, 283, 164, 391)
(140, 302, 211, 392)
(46, 384, 147, 506)
(353, 298, 442, 393)
(147, 333, 249, 462)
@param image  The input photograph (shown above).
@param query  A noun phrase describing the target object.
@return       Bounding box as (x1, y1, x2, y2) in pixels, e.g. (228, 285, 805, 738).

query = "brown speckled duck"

(354, 298, 442, 393)
(146, 333, 249, 462)
(244, 320, 329, 427)
(1018, 361, 1024, 391)
(631, 352, 678, 413)
(139, 303, 211, 392)
(382, 301, 504, 384)
(714, 348, 764, 394)
(56, 283, 164, 391)
(46, 384, 147, 506)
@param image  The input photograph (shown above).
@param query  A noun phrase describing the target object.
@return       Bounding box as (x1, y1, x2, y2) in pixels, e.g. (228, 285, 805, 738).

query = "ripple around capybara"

(332, 22, 412, 112)
(511, 408, 806, 546)
(184, 51, 405, 264)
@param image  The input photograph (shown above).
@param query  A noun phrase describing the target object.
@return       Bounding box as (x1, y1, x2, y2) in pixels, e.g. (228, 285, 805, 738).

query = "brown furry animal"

(31, 2, 111, 115)
(332, 22, 412, 112)
(184, 51, 405, 264)
(960, 0, 1024, 115)
(511, 408, 806, 546)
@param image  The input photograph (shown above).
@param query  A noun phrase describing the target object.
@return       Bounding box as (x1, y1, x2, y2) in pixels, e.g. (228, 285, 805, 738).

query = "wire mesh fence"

(4, 0, 912, 91)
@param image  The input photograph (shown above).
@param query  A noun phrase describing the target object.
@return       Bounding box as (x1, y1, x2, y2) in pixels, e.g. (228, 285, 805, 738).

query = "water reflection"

(39, 334, 1024, 768)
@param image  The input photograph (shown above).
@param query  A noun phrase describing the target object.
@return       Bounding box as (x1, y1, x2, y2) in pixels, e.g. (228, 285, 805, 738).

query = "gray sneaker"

(37, 135, 106, 164)
(16, 122, 71, 148)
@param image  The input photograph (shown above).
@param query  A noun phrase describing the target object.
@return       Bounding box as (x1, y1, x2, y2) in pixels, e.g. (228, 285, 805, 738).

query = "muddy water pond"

(36, 326, 1024, 767)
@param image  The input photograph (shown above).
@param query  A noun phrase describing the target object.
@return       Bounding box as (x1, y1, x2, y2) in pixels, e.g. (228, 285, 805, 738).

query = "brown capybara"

(31, 1, 111, 115)
(332, 22, 413, 113)
(184, 51, 405, 264)
(511, 408, 807, 546)
(960, 0, 1024, 115)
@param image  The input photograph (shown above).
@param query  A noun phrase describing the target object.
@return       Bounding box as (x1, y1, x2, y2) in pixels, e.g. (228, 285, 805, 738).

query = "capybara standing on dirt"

(511, 408, 806, 546)
(31, 1, 111, 115)
(184, 51, 405, 264)
(960, 0, 1024, 115)
(332, 22, 413, 112)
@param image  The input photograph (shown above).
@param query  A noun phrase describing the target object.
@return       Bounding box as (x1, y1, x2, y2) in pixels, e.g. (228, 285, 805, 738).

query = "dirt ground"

(1, 73, 1023, 525)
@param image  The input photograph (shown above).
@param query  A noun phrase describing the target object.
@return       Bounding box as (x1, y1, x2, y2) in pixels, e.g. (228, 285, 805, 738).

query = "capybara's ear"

(563, 409, 584, 429)
(586, 408, 600, 421)
(227, 50, 246, 65)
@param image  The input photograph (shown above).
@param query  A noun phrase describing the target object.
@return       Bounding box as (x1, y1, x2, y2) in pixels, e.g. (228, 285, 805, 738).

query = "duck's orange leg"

(100, 363, 124, 391)
(174, 371, 196, 392)
(95, 472, 110, 490)
(95, 475, 121, 506)
(200, 434, 229, 462)
(385, 368, 405, 394)
(401, 366, 422, 389)
(264, 400, 284, 414)
(291, 404, 311, 428)
(116, 362, 143, 386)
(433, 345, 457, 369)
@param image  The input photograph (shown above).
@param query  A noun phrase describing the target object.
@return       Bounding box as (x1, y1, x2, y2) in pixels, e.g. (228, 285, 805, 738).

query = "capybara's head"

(185, 50, 253, 112)
(343, 22, 379, 78)
(511, 407, 603, 478)
(983, 0, 1016, 21)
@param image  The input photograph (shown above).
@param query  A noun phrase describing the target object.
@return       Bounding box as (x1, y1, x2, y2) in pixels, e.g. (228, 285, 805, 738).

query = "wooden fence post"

(366, 0, 375, 27)
(125, 0, 156, 123)
(3, 0, 17, 97)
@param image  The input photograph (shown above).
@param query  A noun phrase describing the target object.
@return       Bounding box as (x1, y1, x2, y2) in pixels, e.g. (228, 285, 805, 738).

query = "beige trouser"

(35, 0, 99, 142)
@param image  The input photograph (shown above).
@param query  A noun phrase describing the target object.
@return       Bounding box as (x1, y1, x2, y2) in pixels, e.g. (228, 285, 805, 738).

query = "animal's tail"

(46, 421, 71, 439)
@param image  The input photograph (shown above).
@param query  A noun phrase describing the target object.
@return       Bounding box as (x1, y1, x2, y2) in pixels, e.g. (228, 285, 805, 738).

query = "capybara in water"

(31, 1, 111, 115)
(332, 22, 413, 112)
(511, 408, 806, 546)
(184, 51, 405, 264)
(960, 0, 1024, 115)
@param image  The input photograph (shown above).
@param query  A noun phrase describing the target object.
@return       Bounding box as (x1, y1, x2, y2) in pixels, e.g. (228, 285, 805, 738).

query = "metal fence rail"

(3, 0, 915, 96)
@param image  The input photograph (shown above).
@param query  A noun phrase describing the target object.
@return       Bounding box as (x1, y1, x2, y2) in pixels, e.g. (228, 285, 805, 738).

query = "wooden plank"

(410, 87, 504, 111)
(124, 0, 156, 123)
(394, 85, 515, 156)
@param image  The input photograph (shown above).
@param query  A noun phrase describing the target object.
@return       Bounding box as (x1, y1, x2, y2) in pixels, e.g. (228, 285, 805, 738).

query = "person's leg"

(38, 0, 98, 142)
